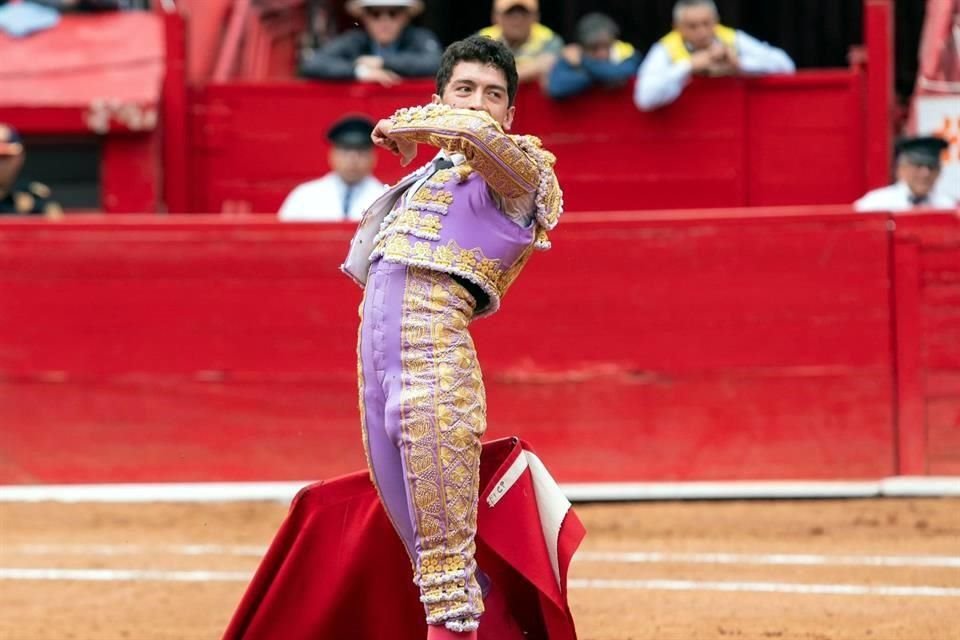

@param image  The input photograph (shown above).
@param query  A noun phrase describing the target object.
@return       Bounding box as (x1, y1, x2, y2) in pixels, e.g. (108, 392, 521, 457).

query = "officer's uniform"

(855, 136, 957, 212)
(278, 116, 385, 222)
(0, 123, 62, 217)
(0, 180, 62, 216)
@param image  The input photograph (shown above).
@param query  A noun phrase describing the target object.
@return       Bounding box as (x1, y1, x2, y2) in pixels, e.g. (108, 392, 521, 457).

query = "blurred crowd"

(1, 0, 954, 218)
(281, 0, 806, 220)
(298, 0, 793, 106)
(280, 0, 953, 219)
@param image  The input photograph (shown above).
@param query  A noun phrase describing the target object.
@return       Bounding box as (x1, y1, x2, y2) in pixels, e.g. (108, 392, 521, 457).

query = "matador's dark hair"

(436, 35, 519, 106)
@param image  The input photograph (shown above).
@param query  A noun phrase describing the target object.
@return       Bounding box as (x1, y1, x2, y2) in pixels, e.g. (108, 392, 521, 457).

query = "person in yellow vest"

(478, 0, 563, 84)
(634, 0, 795, 111)
(547, 12, 640, 100)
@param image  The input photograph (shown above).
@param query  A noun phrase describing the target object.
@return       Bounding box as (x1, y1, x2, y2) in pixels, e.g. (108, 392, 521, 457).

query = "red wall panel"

(893, 213, 960, 475)
(0, 209, 904, 484)
(190, 71, 866, 215)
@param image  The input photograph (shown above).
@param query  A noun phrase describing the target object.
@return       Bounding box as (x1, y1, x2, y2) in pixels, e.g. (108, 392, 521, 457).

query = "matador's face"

(433, 61, 516, 131)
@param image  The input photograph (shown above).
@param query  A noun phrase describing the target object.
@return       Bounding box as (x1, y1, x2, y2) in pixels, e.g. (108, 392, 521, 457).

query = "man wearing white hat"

(300, 0, 442, 86)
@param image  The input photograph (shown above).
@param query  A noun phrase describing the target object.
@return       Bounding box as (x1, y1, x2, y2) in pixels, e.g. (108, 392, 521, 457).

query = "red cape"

(223, 437, 585, 640)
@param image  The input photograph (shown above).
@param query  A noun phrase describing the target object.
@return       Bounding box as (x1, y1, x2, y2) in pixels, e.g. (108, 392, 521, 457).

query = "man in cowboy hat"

(299, 0, 442, 86)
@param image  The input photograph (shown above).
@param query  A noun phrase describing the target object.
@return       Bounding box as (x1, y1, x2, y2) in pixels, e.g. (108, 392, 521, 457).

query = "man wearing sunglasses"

(300, 0, 442, 86)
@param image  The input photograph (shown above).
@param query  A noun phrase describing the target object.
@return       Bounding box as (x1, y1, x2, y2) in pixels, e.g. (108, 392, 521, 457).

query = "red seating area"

(1, 208, 956, 484)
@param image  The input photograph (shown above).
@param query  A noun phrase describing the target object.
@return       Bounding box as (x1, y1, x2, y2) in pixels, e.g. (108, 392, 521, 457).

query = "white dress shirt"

(634, 30, 796, 111)
(278, 173, 385, 222)
(853, 181, 957, 212)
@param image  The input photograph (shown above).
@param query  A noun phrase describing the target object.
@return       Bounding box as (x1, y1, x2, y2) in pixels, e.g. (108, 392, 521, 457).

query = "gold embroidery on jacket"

(377, 236, 507, 296)
(390, 104, 539, 199)
(390, 209, 443, 241)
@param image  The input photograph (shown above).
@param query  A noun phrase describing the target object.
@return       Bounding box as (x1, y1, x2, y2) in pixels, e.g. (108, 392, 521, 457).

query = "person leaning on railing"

(546, 12, 640, 100)
(299, 0, 442, 87)
(634, 0, 795, 111)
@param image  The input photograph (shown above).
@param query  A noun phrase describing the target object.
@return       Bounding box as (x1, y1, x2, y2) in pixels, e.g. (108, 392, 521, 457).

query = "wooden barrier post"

(864, 0, 894, 191)
(891, 232, 927, 475)
(162, 6, 190, 213)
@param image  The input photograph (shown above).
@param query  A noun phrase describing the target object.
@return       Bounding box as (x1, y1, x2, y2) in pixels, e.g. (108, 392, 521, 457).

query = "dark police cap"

(327, 116, 375, 150)
(896, 135, 948, 168)
(0, 124, 24, 156)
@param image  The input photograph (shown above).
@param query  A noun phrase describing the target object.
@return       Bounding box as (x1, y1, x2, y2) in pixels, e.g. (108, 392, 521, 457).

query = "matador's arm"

(387, 103, 540, 200)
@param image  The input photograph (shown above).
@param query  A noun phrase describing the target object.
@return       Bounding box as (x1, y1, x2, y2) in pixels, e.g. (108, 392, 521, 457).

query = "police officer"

(855, 136, 957, 212)
(0, 124, 62, 217)
(279, 115, 385, 222)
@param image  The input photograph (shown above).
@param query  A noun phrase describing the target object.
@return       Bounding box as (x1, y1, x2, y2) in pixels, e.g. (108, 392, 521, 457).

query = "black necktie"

(433, 158, 454, 171)
(909, 193, 928, 206)
(342, 184, 355, 219)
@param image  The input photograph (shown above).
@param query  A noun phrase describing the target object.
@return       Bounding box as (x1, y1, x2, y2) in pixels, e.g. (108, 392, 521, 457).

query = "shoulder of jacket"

(529, 23, 559, 46)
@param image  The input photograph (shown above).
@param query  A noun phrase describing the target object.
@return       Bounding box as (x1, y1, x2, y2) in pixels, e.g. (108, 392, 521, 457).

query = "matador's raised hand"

(371, 118, 418, 167)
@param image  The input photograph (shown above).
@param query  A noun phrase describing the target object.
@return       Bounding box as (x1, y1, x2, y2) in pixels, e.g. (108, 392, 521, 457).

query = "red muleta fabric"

(223, 437, 585, 640)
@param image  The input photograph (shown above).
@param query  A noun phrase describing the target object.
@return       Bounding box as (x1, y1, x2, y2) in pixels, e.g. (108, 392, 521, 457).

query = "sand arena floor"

(1, 498, 958, 639)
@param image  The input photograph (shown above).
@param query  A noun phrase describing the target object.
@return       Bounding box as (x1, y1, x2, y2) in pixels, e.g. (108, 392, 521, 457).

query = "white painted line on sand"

(7, 545, 959, 571)
(0, 568, 251, 582)
(0, 477, 957, 503)
(0, 482, 310, 503)
(3, 568, 958, 598)
(575, 551, 960, 569)
(6, 544, 267, 557)
(567, 579, 960, 598)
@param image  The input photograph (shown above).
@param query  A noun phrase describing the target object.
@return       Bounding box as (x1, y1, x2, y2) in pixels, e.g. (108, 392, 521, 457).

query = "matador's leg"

(359, 260, 486, 633)
(358, 260, 419, 558)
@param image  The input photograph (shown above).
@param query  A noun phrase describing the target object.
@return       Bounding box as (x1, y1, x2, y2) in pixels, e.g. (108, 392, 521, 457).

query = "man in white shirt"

(855, 136, 956, 212)
(279, 116, 385, 222)
(634, 0, 795, 111)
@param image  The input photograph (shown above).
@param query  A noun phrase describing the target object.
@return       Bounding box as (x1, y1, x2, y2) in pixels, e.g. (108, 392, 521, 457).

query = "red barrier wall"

(190, 71, 867, 215)
(892, 214, 960, 475)
(4, 208, 954, 485)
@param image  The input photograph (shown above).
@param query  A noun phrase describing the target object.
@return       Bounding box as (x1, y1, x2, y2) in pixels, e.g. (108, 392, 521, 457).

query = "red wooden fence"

(191, 72, 868, 215)
(2, 208, 955, 484)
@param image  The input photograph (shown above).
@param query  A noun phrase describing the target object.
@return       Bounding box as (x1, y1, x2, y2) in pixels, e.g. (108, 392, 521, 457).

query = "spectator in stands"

(479, 0, 563, 84)
(546, 12, 640, 100)
(634, 0, 795, 111)
(0, 124, 61, 217)
(854, 136, 956, 211)
(299, 0, 442, 86)
(279, 115, 385, 222)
